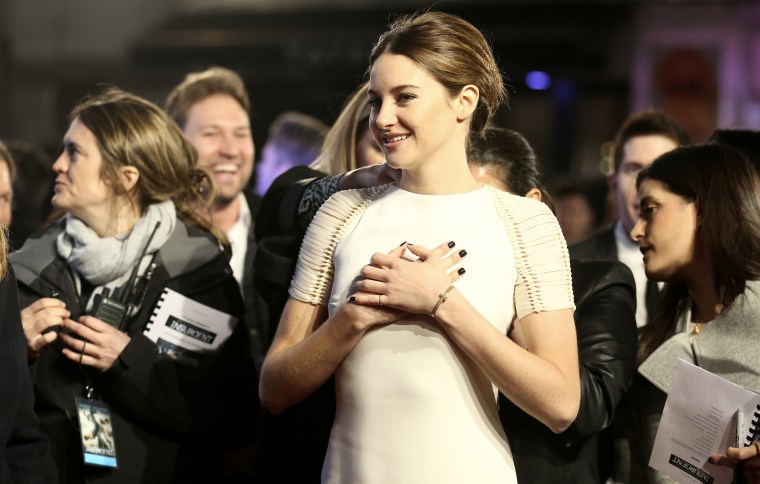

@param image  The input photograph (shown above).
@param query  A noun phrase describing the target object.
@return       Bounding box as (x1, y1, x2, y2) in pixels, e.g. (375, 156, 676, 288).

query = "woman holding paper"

(10, 88, 256, 484)
(615, 143, 760, 483)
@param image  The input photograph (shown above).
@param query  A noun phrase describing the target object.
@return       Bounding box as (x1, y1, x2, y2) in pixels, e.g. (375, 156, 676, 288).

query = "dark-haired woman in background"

(616, 143, 760, 483)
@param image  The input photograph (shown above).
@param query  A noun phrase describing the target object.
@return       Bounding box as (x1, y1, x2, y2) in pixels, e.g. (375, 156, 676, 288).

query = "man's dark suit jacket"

(241, 189, 271, 372)
(499, 259, 638, 483)
(253, 167, 335, 484)
(568, 225, 617, 261)
(570, 223, 661, 324)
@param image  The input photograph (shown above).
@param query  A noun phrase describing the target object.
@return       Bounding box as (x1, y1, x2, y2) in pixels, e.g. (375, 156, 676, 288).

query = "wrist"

(337, 301, 374, 334)
(430, 285, 455, 319)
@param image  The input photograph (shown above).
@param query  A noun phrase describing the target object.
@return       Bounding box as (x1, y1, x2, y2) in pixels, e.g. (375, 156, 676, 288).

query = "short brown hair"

(609, 108, 690, 174)
(369, 11, 507, 140)
(165, 67, 250, 129)
(265, 111, 327, 167)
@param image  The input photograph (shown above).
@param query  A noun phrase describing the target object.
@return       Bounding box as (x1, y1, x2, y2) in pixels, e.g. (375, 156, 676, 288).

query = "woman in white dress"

(259, 11, 580, 483)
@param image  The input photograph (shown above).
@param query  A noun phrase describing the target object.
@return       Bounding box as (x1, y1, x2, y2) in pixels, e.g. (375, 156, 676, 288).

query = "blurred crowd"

(2, 8, 760, 484)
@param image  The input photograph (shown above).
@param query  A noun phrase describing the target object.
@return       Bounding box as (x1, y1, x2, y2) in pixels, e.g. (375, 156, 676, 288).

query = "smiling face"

(183, 93, 254, 204)
(368, 53, 469, 173)
(52, 117, 115, 226)
(631, 179, 701, 283)
(613, 134, 679, 236)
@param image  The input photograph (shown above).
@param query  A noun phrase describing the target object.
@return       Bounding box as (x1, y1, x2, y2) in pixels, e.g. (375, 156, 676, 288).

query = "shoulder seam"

(289, 184, 392, 304)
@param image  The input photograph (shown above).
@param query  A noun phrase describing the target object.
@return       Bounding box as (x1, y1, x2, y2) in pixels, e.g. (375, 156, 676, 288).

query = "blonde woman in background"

(310, 81, 385, 175)
(0, 141, 15, 225)
(253, 79, 393, 484)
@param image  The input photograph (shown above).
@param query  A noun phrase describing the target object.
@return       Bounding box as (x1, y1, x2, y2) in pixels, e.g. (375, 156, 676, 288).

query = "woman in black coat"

(11, 89, 256, 484)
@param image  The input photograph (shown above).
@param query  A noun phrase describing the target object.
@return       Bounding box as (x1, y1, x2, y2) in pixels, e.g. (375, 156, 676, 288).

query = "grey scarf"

(57, 201, 177, 303)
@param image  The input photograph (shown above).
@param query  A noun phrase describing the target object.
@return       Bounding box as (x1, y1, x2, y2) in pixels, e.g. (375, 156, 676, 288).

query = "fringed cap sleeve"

(488, 186, 574, 320)
(289, 185, 390, 305)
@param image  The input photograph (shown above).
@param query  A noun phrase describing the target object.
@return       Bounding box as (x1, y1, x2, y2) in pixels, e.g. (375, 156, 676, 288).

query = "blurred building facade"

(1, 0, 758, 178)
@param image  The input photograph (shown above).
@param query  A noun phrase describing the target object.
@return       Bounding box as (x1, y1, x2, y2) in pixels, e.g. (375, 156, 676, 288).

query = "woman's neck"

(398, 159, 480, 195)
(686, 272, 723, 323)
(82, 199, 142, 238)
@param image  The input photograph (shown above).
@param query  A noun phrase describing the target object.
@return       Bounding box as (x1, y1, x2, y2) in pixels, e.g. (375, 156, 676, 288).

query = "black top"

(241, 188, 270, 373)
(568, 224, 618, 261)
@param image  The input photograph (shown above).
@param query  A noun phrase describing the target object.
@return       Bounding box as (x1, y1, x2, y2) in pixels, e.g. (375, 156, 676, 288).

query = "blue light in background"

(525, 71, 552, 90)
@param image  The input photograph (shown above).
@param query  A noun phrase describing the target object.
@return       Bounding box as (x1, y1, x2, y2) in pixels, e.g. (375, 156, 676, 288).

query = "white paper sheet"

(650, 359, 760, 484)
(144, 288, 239, 366)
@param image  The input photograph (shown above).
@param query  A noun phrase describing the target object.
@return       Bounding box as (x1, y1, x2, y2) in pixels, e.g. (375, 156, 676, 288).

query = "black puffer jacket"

(11, 218, 257, 484)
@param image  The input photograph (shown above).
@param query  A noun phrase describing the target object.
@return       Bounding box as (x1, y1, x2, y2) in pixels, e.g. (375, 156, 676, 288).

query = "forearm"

(434, 290, 580, 433)
(259, 300, 366, 414)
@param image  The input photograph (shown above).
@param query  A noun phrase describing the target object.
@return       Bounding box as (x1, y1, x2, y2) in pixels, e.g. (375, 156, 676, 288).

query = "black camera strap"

(120, 220, 162, 306)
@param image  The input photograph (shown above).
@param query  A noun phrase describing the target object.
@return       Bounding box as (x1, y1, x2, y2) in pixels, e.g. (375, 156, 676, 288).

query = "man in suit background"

(569, 109, 689, 328)
(165, 67, 269, 371)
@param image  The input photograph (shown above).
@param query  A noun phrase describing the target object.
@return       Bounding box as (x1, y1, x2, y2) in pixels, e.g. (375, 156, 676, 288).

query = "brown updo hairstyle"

(369, 11, 507, 141)
(70, 87, 227, 248)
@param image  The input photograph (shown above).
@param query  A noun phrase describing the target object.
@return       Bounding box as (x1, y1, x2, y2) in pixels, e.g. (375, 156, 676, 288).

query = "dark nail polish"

(707, 457, 715, 464)
(458, 267, 466, 275)
(349, 296, 356, 302)
(447, 241, 456, 248)
(399, 241, 406, 246)
(459, 249, 467, 257)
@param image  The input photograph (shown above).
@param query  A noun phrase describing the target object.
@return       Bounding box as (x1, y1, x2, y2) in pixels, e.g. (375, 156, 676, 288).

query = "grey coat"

(614, 281, 760, 483)
(640, 280, 760, 394)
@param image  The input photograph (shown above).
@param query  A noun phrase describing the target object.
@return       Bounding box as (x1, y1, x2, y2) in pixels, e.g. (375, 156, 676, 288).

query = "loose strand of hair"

(0, 224, 7, 279)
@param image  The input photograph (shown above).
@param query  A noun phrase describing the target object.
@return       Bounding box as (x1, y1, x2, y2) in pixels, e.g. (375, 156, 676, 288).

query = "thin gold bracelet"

(430, 285, 455, 318)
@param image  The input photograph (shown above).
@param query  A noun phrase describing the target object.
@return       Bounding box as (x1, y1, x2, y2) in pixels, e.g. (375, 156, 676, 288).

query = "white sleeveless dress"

(290, 184, 574, 484)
